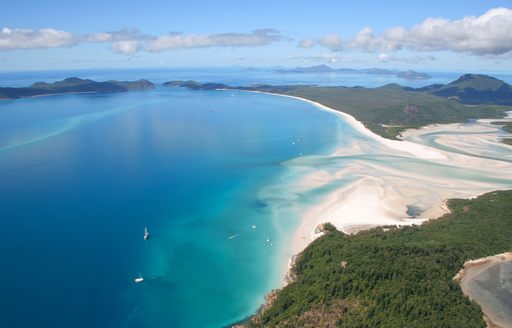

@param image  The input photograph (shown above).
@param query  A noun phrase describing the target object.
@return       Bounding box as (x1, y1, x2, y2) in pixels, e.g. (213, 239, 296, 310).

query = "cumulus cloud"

(0, 27, 77, 50)
(314, 7, 512, 56)
(0, 27, 286, 54)
(317, 33, 344, 51)
(379, 7, 512, 55)
(349, 27, 378, 52)
(147, 29, 284, 52)
(298, 38, 315, 48)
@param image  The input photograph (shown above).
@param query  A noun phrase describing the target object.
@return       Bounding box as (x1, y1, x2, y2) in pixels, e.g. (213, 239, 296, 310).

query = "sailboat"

(134, 273, 144, 283)
(144, 226, 150, 240)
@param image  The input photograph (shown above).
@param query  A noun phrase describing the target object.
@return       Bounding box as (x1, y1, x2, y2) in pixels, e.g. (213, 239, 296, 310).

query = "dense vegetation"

(247, 190, 512, 328)
(263, 84, 509, 139)
(0, 77, 154, 99)
(419, 74, 512, 105)
(167, 74, 512, 139)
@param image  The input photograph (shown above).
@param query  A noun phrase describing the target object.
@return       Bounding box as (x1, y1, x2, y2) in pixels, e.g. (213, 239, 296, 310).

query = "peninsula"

(165, 74, 512, 140)
(0, 77, 154, 99)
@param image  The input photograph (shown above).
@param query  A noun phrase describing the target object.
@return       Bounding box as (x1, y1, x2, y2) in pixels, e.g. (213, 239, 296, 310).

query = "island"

(0, 77, 154, 99)
(273, 65, 432, 80)
(165, 74, 512, 140)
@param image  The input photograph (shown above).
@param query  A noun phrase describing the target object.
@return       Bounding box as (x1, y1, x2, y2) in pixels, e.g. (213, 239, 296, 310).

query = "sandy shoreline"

(241, 90, 446, 160)
(225, 90, 512, 320)
(237, 90, 512, 269)
(223, 89, 512, 326)
(454, 253, 512, 328)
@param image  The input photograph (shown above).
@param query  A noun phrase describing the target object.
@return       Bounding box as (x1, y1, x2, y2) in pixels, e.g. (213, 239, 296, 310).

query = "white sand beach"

(248, 92, 512, 266)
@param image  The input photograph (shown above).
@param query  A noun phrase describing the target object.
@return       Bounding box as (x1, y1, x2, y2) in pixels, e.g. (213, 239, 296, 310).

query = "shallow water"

(462, 261, 512, 327)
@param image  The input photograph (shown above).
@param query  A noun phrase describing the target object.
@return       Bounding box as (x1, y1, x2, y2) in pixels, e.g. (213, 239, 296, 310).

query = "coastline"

(237, 90, 446, 160)
(235, 89, 512, 266)
(454, 253, 512, 328)
(226, 89, 512, 326)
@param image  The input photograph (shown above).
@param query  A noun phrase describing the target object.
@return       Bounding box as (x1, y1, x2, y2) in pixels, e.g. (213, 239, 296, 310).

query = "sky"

(1, 0, 512, 72)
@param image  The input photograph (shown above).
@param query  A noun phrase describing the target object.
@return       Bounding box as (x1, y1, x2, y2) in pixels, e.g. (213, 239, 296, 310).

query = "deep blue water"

(0, 84, 347, 327)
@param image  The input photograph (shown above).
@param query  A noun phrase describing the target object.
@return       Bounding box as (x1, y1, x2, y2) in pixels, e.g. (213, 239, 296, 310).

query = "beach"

(244, 92, 512, 291)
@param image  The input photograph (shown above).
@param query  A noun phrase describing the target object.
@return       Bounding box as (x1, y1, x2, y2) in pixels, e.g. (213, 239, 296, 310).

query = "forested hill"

(407, 74, 512, 105)
(0, 78, 154, 99)
(246, 190, 512, 328)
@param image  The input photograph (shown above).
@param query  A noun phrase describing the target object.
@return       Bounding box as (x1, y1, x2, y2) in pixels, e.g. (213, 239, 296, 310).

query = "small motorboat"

(144, 226, 150, 240)
(134, 273, 144, 283)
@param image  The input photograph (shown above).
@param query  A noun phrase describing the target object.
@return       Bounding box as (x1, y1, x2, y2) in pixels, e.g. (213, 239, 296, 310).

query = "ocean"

(1, 68, 511, 327)
(0, 79, 348, 327)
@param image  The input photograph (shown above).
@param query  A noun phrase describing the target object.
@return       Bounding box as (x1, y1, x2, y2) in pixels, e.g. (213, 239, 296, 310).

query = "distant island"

(0, 77, 154, 99)
(165, 74, 512, 140)
(274, 65, 432, 80)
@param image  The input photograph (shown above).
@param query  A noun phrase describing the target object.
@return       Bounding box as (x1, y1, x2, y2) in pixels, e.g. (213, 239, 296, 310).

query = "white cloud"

(349, 27, 378, 52)
(317, 34, 344, 51)
(0, 27, 285, 54)
(86, 30, 146, 54)
(0, 27, 77, 50)
(386, 7, 512, 55)
(376, 53, 436, 64)
(313, 7, 512, 57)
(147, 29, 284, 52)
(298, 38, 315, 48)
(85, 32, 113, 42)
(111, 40, 142, 54)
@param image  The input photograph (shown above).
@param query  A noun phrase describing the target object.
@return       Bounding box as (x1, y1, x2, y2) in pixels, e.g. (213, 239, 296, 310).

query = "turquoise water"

(0, 86, 349, 327)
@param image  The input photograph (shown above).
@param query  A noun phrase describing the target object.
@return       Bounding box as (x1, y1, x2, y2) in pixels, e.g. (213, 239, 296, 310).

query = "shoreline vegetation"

(241, 190, 512, 327)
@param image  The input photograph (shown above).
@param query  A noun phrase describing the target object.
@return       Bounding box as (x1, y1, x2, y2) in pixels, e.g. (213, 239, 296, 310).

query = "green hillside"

(0, 78, 154, 99)
(423, 74, 512, 105)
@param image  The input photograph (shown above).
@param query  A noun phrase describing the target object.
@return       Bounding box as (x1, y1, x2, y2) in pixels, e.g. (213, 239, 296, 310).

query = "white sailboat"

(144, 226, 150, 240)
(134, 273, 144, 283)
